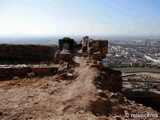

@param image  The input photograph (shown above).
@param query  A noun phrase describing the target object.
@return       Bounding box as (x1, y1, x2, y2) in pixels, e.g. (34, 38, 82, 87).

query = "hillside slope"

(0, 50, 159, 120)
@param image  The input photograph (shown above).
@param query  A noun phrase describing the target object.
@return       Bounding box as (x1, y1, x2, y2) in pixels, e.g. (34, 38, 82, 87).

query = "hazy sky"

(0, 0, 160, 36)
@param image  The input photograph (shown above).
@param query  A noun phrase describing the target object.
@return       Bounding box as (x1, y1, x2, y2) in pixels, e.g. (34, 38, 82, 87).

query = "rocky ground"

(0, 50, 160, 120)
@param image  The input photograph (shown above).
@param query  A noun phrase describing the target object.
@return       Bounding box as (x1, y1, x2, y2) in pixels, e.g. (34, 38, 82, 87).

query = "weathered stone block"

(87, 47, 95, 56)
(98, 40, 108, 47)
(91, 51, 101, 60)
(80, 36, 108, 61)
(60, 50, 72, 62)
(59, 37, 76, 51)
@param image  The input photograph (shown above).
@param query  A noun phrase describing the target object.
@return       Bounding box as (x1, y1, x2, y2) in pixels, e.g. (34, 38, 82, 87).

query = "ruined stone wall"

(55, 37, 76, 62)
(0, 44, 58, 64)
(59, 37, 76, 51)
(81, 36, 89, 52)
(81, 36, 108, 60)
(0, 65, 58, 79)
(94, 68, 122, 92)
(81, 36, 122, 93)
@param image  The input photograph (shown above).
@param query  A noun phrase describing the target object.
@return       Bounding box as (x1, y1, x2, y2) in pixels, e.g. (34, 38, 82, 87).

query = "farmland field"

(113, 67, 160, 73)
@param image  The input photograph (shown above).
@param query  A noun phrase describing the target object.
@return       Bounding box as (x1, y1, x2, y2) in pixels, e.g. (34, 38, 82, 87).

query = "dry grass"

(113, 67, 160, 73)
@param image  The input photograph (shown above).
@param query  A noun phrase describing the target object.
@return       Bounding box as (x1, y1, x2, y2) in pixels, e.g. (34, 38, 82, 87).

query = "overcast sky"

(0, 0, 160, 36)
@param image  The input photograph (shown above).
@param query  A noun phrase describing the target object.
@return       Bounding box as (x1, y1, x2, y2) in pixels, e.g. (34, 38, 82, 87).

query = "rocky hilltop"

(0, 37, 159, 120)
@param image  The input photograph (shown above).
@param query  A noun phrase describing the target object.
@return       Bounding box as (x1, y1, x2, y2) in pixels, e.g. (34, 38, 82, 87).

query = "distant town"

(103, 39, 160, 67)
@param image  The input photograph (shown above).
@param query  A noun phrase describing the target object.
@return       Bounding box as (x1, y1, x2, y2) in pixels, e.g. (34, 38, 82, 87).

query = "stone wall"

(81, 36, 122, 93)
(0, 44, 58, 64)
(58, 37, 76, 51)
(0, 65, 58, 79)
(81, 36, 108, 60)
(54, 37, 76, 63)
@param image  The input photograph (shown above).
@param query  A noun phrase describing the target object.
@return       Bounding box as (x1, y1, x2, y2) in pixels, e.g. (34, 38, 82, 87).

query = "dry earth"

(0, 51, 160, 120)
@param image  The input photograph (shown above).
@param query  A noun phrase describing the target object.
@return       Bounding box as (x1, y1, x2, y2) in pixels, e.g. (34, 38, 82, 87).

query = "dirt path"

(0, 50, 99, 120)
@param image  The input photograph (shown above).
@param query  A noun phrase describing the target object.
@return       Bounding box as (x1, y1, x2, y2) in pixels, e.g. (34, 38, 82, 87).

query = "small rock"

(114, 116, 122, 120)
(67, 73, 73, 77)
(0, 112, 3, 116)
(34, 101, 39, 104)
(14, 105, 18, 108)
(29, 116, 32, 119)
(110, 93, 116, 99)
(98, 89, 102, 92)
(78, 110, 85, 114)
